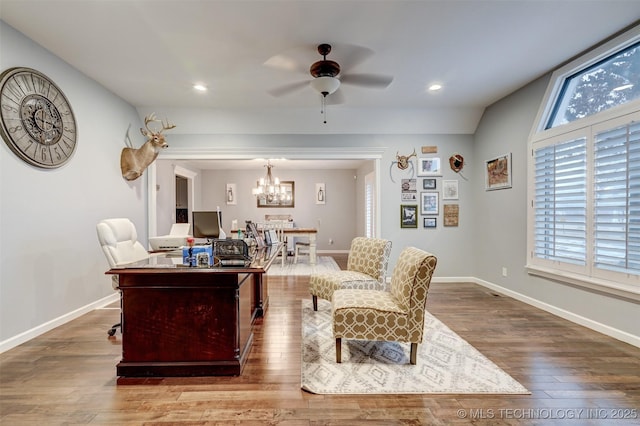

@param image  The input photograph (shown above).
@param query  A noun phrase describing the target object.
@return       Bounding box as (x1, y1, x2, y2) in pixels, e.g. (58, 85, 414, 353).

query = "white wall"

(0, 22, 146, 348)
(473, 74, 640, 341)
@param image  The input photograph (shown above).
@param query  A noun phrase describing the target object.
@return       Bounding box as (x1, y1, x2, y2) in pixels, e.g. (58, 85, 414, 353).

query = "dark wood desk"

(106, 245, 280, 377)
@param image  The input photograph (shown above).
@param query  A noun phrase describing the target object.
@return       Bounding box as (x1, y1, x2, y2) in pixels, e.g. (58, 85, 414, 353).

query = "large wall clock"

(0, 67, 77, 169)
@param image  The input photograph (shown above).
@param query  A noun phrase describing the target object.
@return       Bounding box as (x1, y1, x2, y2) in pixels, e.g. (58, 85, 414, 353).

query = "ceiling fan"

(267, 43, 394, 113)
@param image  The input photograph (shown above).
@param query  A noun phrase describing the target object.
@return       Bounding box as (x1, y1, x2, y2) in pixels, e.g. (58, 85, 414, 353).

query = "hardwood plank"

(1, 253, 639, 425)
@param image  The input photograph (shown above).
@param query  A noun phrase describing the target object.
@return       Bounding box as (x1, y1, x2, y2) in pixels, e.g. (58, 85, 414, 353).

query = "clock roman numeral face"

(0, 67, 77, 169)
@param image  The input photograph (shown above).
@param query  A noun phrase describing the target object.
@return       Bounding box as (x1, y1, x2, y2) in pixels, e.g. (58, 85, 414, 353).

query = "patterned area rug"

(267, 256, 340, 276)
(301, 299, 530, 395)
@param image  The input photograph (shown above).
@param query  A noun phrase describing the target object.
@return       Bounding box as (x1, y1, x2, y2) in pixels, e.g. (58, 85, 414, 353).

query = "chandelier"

(252, 161, 288, 203)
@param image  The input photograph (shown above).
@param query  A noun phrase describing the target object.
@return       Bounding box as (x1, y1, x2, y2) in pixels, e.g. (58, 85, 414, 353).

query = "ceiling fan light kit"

(310, 76, 340, 96)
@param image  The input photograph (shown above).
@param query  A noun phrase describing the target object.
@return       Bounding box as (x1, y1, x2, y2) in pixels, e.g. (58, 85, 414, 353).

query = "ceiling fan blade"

(326, 89, 345, 105)
(263, 54, 309, 75)
(268, 80, 309, 97)
(334, 44, 375, 73)
(340, 73, 394, 89)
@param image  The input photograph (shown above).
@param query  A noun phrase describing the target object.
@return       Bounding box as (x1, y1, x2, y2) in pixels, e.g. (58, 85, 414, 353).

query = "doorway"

(175, 176, 189, 223)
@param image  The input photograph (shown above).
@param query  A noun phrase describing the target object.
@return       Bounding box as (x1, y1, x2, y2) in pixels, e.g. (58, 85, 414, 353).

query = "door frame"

(147, 146, 384, 239)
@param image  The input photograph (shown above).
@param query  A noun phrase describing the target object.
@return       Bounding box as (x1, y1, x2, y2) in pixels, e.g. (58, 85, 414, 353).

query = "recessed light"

(428, 84, 442, 92)
(193, 84, 208, 92)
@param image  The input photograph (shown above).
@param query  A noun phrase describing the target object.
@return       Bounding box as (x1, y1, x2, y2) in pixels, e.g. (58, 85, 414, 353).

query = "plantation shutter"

(533, 137, 587, 265)
(594, 121, 640, 274)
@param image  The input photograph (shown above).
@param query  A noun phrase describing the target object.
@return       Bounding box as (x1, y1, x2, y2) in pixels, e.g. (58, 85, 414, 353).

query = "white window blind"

(365, 173, 374, 238)
(594, 121, 640, 274)
(534, 137, 587, 265)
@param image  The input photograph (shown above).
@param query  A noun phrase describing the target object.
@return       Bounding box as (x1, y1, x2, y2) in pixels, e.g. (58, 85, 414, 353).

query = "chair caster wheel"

(108, 329, 116, 336)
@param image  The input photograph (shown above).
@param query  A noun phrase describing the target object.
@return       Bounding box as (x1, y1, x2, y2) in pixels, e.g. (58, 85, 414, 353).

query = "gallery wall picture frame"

(226, 183, 237, 205)
(424, 217, 437, 228)
(401, 178, 417, 201)
(443, 204, 459, 226)
(422, 178, 436, 190)
(316, 183, 326, 204)
(400, 204, 418, 228)
(417, 157, 441, 176)
(485, 153, 512, 190)
(257, 181, 295, 208)
(420, 191, 439, 215)
(442, 180, 459, 200)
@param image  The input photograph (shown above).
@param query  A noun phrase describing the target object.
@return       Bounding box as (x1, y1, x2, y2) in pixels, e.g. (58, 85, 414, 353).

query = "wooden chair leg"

(312, 295, 318, 311)
(410, 343, 418, 365)
(336, 338, 342, 363)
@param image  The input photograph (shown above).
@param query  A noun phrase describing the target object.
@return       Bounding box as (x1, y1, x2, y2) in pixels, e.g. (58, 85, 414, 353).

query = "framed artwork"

(423, 217, 437, 228)
(417, 157, 441, 176)
(423, 178, 436, 190)
(443, 204, 459, 226)
(400, 204, 418, 228)
(420, 191, 439, 215)
(401, 178, 417, 201)
(485, 153, 512, 190)
(316, 183, 326, 204)
(257, 181, 295, 208)
(442, 180, 459, 200)
(226, 183, 237, 205)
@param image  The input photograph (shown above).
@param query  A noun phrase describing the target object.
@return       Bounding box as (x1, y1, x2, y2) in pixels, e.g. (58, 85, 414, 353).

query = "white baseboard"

(0, 293, 119, 354)
(469, 277, 640, 349)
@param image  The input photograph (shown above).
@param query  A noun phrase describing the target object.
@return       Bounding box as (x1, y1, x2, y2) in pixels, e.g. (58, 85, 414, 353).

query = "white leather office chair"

(96, 218, 150, 336)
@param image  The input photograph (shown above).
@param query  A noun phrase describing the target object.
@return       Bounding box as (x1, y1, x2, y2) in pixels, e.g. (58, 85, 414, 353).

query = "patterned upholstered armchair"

(332, 247, 437, 364)
(309, 237, 392, 311)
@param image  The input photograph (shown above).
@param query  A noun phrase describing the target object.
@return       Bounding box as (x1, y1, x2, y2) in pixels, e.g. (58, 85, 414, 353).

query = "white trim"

(159, 146, 386, 160)
(0, 293, 119, 354)
(471, 277, 640, 349)
(149, 146, 386, 253)
(526, 265, 640, 302)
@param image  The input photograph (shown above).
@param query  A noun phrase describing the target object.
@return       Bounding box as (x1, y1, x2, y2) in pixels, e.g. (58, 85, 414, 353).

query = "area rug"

(267, 256, 340, 276)
(301, 299, 530, 395)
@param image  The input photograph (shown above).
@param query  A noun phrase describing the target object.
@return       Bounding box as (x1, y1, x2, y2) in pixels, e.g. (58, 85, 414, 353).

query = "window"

(365, 171, 375, 238)
(547, 42, 640, 129)
(593, 121, 640, 275)
(528, 25, 640, 299)
(533, 135, 587, 266)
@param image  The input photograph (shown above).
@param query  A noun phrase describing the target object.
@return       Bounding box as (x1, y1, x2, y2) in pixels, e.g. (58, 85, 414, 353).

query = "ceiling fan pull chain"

(321, 94, 328, 124)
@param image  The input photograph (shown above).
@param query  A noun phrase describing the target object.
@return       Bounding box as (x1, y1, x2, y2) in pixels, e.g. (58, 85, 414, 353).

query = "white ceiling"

(2, 0, 639, 135)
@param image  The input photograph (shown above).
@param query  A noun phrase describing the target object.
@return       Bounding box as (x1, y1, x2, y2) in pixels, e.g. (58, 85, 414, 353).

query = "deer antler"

(143, 113, 159, 133)
(159, 118, 176, 133)
(142, 113, 176, 136)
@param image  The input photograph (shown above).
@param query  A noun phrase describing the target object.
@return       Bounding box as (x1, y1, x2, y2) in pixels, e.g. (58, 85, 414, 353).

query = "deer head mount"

(396, 149, 417, 170)
(120, 113, 175, 181)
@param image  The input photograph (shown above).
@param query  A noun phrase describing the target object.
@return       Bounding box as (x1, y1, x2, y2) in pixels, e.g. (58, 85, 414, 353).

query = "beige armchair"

(332, 247, 437, 364)
(309, 237, 392, 310)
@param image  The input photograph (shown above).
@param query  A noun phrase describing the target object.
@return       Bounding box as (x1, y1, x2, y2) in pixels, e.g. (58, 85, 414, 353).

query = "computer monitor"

(192, 211, 221, 240)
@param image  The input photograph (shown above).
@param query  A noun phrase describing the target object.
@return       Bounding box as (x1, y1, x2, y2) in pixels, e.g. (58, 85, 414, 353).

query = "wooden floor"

(1, 254, 639, 425)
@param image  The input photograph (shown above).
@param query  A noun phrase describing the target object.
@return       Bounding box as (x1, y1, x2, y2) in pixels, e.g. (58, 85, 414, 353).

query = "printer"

(149, 223, 191, 251)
